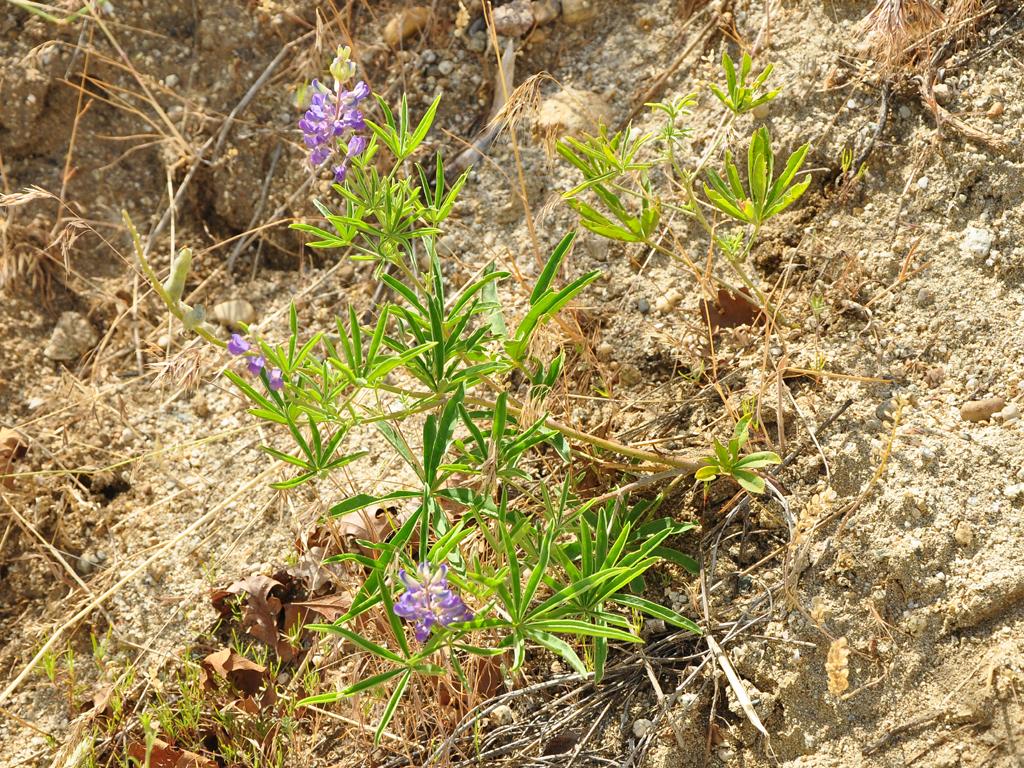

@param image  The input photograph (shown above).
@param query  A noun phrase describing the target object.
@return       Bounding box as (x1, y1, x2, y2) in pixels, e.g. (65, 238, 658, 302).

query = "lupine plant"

(130, 46, 781, 743)
(558, 50, 811, 322)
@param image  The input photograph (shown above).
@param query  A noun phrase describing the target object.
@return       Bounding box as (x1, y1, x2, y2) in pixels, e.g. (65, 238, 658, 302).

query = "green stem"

(123, 211, 225, 349)
(373, 382, 700, 474)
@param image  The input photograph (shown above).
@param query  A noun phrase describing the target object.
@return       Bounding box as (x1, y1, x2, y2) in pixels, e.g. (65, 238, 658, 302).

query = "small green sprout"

(709, 51, 780, 115)
(696, 415, 782, 495)
(704, 126, 811, 228)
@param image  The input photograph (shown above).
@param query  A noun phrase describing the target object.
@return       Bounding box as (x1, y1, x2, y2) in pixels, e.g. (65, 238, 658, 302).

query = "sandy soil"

(1, 0, 1023, 766)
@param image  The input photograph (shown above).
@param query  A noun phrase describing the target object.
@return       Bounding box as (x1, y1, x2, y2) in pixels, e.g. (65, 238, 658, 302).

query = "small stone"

(191, 393, 210, 418)
(164, 73, 180, 88)
(493, 0, 533, 36)
(904, 611, 928, 637)
(751, 102, 770, 119)
(532, 0, 560, 25)
(536, 87, 613, 142)
(654, 288, 682, 315)
(78, 550, 104, 576)
(916, 176, 929, 190)
(383, 6, 431, 48)
(212, 299, 256, 330)
(490, 704, 514, 727)
(618, 364, 643, 386)
(960, 397, 1005, 422)
(875, 398, 896, 422)
(636, 298, 650, 314)
(953, 520, 974, 546)
(898, 105, 912, 119)
(994, 403, 1019, 424)
(632, 718, 654, 738)
(44, 311, 99, 361)
(437, 60, 454, 76)
(1002, 483, 1024, 499)
(915, 287, 934, 307)
(986, 101, 1004, 119)
(960, 226, 994, 258)
(932, 83, 952, 105)
(596, 342, 614, 362)
(561, 0, 596, 23)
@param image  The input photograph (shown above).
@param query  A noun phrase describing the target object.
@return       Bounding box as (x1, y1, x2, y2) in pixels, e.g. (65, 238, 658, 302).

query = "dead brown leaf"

(699, 288, 761, 329)
(219, 574, 283, 645)
(287, 592, 353, 624)
(0, 429, 28, 489)
(126, 738, 216, 768)
(202, 647, 266, 697)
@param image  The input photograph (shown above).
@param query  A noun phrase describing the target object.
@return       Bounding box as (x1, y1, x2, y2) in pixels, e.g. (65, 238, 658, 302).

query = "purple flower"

(299, 78, 370, 181)
(227, 333, 250, 355)
(268, 368, 284, 391)
(393, 562, 474, 643)
(246, 355, 265, 376)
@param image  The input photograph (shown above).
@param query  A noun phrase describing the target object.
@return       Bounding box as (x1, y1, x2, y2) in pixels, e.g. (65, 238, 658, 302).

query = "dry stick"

(0, 471, 265, 706)
(482, 4, 541, 268)
(618, 10, 718, 130)
(0, 492, 116, 626)
(49, 22, 94, 241)
(225, 140, 283, 272)
(141, 32, 313, 258)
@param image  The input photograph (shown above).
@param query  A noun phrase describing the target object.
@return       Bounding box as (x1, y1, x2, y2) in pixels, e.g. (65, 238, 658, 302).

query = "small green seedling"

(709, 51, 780, 115)
(705, 126, 811, 229)
(696, 415, 781, 495)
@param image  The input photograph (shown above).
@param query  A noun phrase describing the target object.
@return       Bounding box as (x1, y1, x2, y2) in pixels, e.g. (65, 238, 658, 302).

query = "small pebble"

(493, 0, 534, 36)
(916, 176, 929, 190)
(932, 83, 952, 104)
(960, 397, 1005, 422)
(164, 73, 180, 88)
(1002, 483, 1024, 499)
(953, 520, 974, 546)
(632, 718, 654, 738)
(438, 60, 454, 76)
(994, 403, 1020, 424)
(490, 704, 514, 727)
(636, 297, 650, 314)
(560, 0, 596, 24)
(915, 287, 934, 307)
(875, 398, 896, 422)
(596, 342, 614, 362)
(44, 311, 99, 361)
(960, 226, 994, 258)
(898, 105, 912, 119)
(212, 299, 256, 329)
(383, 6, 431, 48)
(532, 0, 561, 25)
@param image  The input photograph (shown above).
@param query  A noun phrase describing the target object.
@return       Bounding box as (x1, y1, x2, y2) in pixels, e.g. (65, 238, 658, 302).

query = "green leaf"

(611, 594, 702, 634)
(733, 469, 765, 494)
(530, 619, 642, 643)
(525, 629, 587, 675)
(308, 623, 406, 664)
(531, 231, 576, 304)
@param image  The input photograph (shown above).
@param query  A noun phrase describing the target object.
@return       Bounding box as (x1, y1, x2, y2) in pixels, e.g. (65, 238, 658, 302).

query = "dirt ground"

(1, 0, 1023, 766)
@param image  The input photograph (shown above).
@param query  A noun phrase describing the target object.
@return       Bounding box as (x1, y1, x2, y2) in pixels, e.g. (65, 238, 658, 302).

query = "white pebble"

(632, 718, 654, 738)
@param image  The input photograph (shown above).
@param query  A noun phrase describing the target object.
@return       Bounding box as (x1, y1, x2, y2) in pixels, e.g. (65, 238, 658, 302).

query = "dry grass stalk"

(860, 0, 945, 71)
(826, 636, 851, 695)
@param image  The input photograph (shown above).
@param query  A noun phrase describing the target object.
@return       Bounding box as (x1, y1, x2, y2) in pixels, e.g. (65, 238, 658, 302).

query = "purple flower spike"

(246, 355, 265, 376)
(299, 77, 370, 181)
(394, 562, 474, 643)
(268, 368, 284, 391)
(227, 333, 250, 356)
